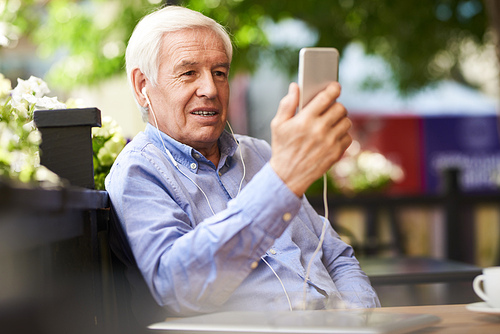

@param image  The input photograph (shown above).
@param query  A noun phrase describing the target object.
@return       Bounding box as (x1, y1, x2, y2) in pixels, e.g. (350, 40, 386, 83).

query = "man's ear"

(131, 68, 148, 108)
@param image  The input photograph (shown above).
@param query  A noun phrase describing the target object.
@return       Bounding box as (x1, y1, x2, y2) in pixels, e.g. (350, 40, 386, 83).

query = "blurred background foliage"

(0, 0, 495, 95)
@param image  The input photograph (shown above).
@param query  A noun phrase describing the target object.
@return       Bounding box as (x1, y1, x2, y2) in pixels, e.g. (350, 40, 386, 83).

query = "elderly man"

(106, 5, 379, 321)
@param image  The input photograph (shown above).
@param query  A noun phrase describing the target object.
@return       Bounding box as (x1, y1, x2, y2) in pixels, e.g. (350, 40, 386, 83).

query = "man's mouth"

(192, 110, 218, 116)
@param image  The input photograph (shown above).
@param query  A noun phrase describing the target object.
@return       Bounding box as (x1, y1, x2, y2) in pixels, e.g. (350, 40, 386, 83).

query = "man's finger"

(274, 83, 299, 124)
(302, 82, 341, 117)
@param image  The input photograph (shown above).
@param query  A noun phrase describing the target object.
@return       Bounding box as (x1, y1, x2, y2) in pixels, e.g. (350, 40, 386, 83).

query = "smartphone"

(298, 47, 339, 111)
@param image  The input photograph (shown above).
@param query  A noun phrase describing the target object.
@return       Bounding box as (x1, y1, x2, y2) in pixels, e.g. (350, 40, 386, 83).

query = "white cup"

(473, 267, 500, 309)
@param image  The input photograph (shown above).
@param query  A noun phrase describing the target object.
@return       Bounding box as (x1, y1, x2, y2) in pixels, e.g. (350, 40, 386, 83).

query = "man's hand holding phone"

(270, 81, 352, 198)
(269, 47, 351, 197)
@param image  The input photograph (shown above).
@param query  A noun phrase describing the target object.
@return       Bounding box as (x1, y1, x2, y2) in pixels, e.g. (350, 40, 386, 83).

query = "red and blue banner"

(350, 114, 500, 194)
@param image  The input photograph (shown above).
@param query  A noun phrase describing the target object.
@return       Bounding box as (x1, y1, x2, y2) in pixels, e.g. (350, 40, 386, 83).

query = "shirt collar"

(144, 123, 238, 171)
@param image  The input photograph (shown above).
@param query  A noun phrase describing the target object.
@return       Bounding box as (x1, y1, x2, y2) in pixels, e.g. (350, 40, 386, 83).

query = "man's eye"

(214, 71, 227, 78)
(183, 71, 195, 76)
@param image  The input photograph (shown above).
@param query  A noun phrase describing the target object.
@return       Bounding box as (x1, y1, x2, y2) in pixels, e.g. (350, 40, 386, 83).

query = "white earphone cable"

(144, 88, 216, 215)
(261, 256, 293, 311)
(225, 121, 246, 195)
(301, 173, 329, 310)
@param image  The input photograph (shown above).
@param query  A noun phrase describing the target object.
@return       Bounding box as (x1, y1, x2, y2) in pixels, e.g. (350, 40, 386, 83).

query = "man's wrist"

(269, 159, 308, 198)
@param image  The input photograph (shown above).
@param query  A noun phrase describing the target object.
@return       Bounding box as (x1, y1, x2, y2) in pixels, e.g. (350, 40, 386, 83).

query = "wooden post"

(34, 108, 101, 189)
(443, 168, 474, 263)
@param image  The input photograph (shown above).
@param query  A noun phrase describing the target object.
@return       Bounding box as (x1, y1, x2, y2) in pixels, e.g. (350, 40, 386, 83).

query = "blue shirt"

(105, 123, 380, 317)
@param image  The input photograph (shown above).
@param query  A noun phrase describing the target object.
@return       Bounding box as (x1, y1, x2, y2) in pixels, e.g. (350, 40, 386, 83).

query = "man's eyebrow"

(174, 60, 198, 70)
(174, 61, 230, 71)
(214, 62, 231, 71)
(215, 62, 231, 69)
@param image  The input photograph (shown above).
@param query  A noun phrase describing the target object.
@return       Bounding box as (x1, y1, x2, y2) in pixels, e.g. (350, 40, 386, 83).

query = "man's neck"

(200, 145, 220, 167)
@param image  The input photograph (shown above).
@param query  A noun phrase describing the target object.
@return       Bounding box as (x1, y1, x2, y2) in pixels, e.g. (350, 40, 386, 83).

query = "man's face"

(146, 28, 230, 155)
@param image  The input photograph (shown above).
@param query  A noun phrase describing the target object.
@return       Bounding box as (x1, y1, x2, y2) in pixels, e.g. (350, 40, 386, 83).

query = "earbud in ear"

(142, 87, 150, 107)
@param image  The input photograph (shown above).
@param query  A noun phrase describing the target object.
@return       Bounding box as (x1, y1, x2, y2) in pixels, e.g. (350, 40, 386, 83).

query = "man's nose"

(196, 73, 218, 99)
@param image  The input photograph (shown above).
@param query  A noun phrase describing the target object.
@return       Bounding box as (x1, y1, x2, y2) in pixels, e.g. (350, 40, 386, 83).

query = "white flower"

(0, 125, 18, 149)
(9, 97, 30, 119)
(0, 148, 12, 165)
(0, 123, 14, 147)
(11, 76, 50, 100)
(97, 135, 126, 165)
(9, 76, 55, 118)
(8, 76, 66, 120)
(33, 150, 40, 167)
(92, 116, 120, 138)
(34, 165, 62, 185)
(27, 129, 42, 145)
(23, 120, 37, 133)
(0, 21, 20, 48)
(0, 73, 12, 99)
(0, 73, 68, 186)
(333, 156, 356, 178)
(390, 165, 405, 182)
(10, 150, 28, 173)
(64, 97, 85, 109)
(329, 141, 405, 194)
(357, 152, 388, 174)
(34, 96, 66, 110)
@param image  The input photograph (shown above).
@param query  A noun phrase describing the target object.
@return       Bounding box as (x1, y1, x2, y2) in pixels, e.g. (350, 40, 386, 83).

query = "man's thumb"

(274, 83, 299, 122)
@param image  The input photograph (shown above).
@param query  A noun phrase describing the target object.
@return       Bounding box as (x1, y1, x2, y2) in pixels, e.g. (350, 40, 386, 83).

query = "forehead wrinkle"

(159, 29, 230, 78)
(171, 52, 230, 73)
(162, 28, 225, 54)
(166, 28, 226, 50)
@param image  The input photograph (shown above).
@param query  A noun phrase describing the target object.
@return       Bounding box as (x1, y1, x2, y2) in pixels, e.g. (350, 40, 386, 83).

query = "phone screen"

(298, 47, 339, 111)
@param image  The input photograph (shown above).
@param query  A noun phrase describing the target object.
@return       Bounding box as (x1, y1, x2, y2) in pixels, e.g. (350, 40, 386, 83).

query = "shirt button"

(190, 163, 197, 170)
(270, 249, 277, 255)
(282, 212, 292, 222)
(218, 171, 222, 176)
(250, 261, 259, 269)
(193, 153, 200, 159)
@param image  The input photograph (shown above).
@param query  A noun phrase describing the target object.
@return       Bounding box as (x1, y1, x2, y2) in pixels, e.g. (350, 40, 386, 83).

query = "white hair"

(125, 6, 233, 122)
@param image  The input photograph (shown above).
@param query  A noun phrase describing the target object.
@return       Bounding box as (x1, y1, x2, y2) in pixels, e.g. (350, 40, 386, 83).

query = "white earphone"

(141, 87, 179, 167)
